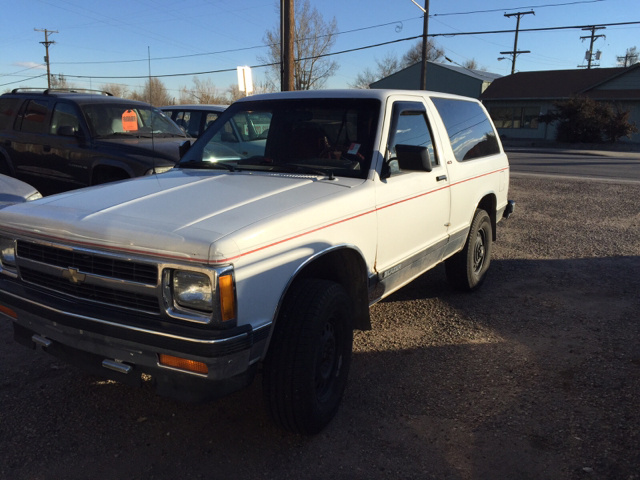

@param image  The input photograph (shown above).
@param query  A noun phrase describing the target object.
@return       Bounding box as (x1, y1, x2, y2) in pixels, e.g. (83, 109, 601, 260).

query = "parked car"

(0, 174, 41, 209)
(0, 89, 514, 434)
(161, 104, 227, 138)
(0, 88, 190, 196)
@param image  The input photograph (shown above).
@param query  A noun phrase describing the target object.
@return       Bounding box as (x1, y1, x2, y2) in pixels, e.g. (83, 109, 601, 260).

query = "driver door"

(374, 97, 452, 293)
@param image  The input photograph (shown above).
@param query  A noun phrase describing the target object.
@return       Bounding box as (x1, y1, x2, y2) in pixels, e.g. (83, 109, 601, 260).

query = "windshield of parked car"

(83, 103, 186, 138)
(177, 98, 380, 179)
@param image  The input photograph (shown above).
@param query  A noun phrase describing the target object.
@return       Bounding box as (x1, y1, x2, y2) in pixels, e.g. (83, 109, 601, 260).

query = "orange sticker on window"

(121, 110, 138, 131)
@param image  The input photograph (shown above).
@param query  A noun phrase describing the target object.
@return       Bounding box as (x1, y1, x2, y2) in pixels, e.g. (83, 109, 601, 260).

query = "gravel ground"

(1, 175, 639, 480)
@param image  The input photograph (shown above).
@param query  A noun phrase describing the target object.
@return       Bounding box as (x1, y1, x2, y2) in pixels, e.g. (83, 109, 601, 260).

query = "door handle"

(436, 175, 447, 182)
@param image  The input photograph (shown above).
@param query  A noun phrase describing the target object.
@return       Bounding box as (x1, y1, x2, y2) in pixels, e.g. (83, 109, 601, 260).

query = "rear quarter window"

(0, 98, 21, 130)
(18, 99, 50, 134)
(431, 98, 500, 162)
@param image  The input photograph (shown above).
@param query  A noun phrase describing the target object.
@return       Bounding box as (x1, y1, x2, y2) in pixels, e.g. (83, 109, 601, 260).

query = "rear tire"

(262, 279, 353, 435)
(445, 209, 492, 291)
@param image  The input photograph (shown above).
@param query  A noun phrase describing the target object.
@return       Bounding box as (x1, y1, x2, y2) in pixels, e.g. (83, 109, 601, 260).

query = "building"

(370, 61, 501, 99)
(480, 64, 640, 144)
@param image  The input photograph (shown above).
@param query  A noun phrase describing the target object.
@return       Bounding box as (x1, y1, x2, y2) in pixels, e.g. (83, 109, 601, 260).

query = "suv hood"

(0, 170, 361, 263)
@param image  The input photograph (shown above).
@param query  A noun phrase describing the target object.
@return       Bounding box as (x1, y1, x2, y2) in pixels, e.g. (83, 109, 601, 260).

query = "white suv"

(0, 89, 513, 434)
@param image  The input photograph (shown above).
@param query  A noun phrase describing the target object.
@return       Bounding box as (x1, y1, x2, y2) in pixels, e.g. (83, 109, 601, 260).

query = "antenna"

(148, 46, 156, 174)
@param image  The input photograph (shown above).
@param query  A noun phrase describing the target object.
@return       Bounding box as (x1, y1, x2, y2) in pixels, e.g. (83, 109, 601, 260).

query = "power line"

(54, 20, 640, 81)
(47, 0, 607, 68)
(0, 73, 48, 88)
(49, 16, 426, 67)
(19, 0, 616, 71)
(432, 0, 605, 17)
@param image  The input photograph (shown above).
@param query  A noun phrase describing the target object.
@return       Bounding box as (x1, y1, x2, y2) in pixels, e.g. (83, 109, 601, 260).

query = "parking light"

(0, 304, 18, 319)
(219, 274, 236, 322)
(158, 354, 208, 375)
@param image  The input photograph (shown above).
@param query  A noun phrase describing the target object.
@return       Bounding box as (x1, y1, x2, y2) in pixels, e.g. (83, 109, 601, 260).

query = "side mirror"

(395, 144, 432, 172)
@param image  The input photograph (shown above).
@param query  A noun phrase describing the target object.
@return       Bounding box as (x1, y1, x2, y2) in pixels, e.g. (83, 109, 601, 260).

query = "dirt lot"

(1, 175, 639, 480)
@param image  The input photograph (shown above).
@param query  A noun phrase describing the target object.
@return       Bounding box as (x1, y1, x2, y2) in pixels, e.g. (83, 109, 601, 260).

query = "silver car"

(0, 174, 42, 209)
(161, 104, 227, 138)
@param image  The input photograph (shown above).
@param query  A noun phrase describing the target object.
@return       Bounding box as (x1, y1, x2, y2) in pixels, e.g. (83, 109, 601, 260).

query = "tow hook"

(102, 359, 133, 374)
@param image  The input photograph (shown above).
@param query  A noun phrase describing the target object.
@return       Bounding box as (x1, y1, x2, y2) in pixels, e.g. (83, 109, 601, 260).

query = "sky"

(1, 0, 638, 100)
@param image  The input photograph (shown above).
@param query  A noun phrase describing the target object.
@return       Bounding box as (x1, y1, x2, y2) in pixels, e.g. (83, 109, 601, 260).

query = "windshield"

(178, 98, 380, 179)
(83, 103, 186, 138)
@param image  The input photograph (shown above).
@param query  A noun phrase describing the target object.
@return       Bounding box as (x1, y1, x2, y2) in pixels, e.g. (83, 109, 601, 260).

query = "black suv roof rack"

(10, 88, 113, 96)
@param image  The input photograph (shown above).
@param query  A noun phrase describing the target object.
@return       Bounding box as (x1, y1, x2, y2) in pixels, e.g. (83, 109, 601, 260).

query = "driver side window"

(387, 101, 437, 175)
(50, 103, 80, 135)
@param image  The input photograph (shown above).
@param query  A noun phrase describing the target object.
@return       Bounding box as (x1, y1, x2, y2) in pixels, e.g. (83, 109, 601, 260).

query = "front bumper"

(0, 279, 269, 401)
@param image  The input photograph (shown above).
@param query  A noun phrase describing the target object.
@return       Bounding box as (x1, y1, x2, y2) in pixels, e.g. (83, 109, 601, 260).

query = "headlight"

(146, 165, 174, 175)
(172, 270, 213, 312)
(26, 192, 43, 202)
(0, 237, 17, 272)
(163, 266, 236, 326)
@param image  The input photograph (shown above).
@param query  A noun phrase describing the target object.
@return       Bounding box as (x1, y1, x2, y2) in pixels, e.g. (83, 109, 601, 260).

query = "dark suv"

(0, 89, 190, 195)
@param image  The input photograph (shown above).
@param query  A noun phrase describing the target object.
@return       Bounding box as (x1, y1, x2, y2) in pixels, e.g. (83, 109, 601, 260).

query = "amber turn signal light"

(158, 354, 208, 374)
(218, 274, 236, 322)
(0, 304, 17, 319)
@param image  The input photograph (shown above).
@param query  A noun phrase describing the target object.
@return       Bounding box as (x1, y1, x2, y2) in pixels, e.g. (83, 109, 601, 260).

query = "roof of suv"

(3, 88, 153, 108)
(161, 104, 228, 111)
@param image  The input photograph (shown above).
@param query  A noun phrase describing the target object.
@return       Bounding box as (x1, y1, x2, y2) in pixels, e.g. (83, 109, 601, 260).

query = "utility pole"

(280, 0, 294, 91)
(35, 28, 58, 89)
(410, 0, 429, 90)
(500, 11, 534, 75)
(580, 26, 605, 69)
(617, 51, 639, 67)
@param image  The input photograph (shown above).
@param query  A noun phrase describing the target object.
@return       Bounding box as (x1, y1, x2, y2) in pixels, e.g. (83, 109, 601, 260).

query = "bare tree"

(401, 40, 445, 67)
(130, 78, 172, 106)
(226, 79, 277, 103)
(101, 83, 130, 98)
(617, 47, 639, 67)
(50, 74, 74, 89)
(261, 0, 338, 90)
(350, 53, 401, 89)
(351, 39, 445, 89)
(178, 77, 227, 104)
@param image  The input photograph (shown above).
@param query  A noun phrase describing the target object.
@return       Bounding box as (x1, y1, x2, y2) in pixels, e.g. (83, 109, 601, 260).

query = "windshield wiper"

(273, 163, 335, 180)
(177, 160, 237, 172)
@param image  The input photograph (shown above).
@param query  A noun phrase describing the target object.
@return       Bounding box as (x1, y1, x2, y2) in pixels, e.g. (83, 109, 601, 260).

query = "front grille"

(16, 240, 160, 314)
(20, 267, 160, 312)
(17, 241, 158, 284)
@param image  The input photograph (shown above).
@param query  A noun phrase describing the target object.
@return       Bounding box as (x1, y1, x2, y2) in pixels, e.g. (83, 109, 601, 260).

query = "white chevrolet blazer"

(0, 89, 514, 434)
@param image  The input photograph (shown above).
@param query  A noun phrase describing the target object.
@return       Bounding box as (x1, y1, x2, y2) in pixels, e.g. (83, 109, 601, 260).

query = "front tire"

(445, 209, 493, 291)
(263, 279, 353, 435)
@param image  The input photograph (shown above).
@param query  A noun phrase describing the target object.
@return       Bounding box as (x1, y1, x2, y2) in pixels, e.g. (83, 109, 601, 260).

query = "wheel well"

(477, 194, 497, 241)
(289, 248, 371, 331)
(91, 165, 130, 185)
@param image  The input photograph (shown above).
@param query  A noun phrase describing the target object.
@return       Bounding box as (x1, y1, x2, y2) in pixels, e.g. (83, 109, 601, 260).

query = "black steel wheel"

(262, 278, 353, 435)
(445, 209, 493, 291)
